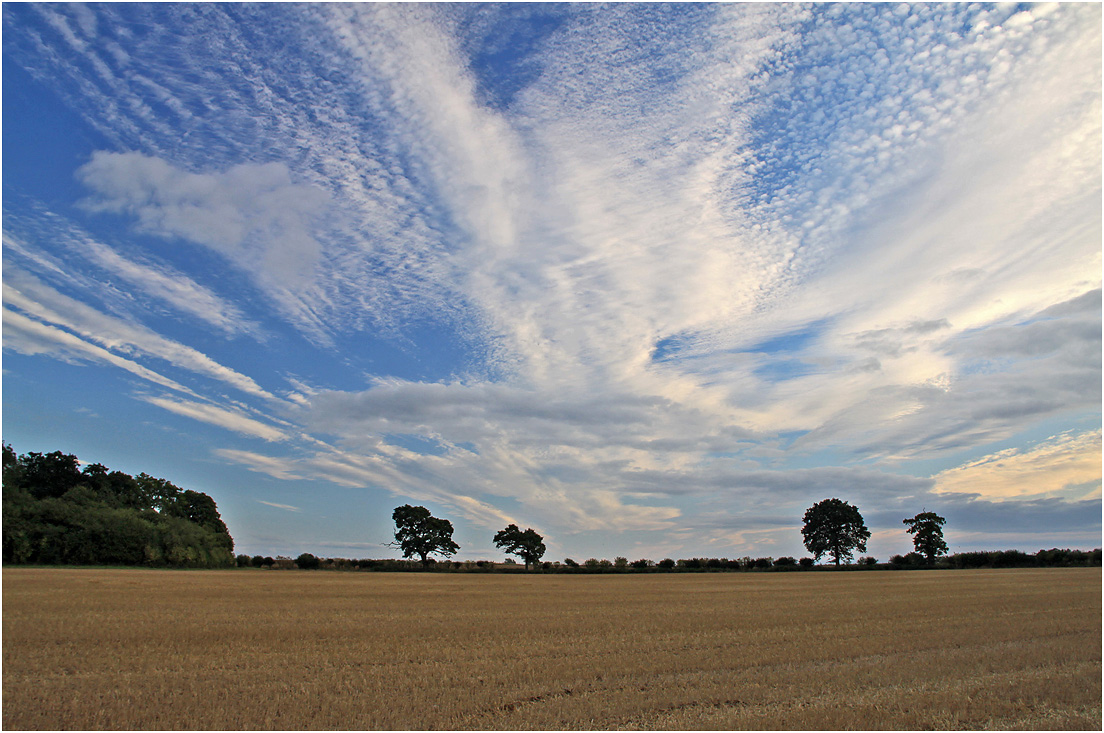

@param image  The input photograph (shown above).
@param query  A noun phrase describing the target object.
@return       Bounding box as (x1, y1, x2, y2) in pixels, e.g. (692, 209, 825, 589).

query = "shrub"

(680, 558, 703, 570)
(563, 558, 579, 567)
(658, 558, 675, 569)
(774, 556, 796, 567)
(798, 557, 815, 568)
(890, 553, 923, 568)
(236, 554, 251, 567)
(705, 557, 725, 570)
(752, 557, 772, 569)
(860, 556, 878, 566)
(992, 549, 1033, 568)
(295, 552, 320, 570)
(630, 558, 651, 569)
(614, 556, 629, 569)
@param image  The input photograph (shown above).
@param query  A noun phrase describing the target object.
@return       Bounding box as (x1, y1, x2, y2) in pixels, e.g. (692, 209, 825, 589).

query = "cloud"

(2, 275, 277, 401)
(2, 306, 195, 395)
(141, 396, 289, 442)
(3, 209, 260, 338)
(214, 449, 304, 482)
(257, 500, 301, 513)
(77, 151, 330, 288)
(933, 430, 1102, 501)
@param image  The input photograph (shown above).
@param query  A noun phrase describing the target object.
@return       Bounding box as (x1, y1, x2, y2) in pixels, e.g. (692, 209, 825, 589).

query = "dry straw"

(3, 567, 1100, 729)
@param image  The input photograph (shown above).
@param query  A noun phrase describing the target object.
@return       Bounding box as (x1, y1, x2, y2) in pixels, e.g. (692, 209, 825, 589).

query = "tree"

(492, 524, 546, 570)
(295, 552, 320, 570)
(390, 505, 459, 566)
(903, 511, 947, 564)
(801, 498, 871, 566)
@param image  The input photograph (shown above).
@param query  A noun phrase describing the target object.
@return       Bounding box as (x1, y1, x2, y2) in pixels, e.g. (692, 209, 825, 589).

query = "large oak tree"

(801, 498, 870, 566)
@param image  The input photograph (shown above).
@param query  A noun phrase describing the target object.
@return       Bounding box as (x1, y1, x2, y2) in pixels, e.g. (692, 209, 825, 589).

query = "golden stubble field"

(2, 567, 1100, 730)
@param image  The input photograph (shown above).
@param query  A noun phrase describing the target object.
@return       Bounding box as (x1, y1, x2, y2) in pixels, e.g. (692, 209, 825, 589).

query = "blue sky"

(3, 2, 1100, 562)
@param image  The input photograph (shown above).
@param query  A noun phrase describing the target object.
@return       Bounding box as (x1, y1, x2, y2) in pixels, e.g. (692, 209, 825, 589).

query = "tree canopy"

(903, 511, 948, 564)
(389, 504, 459, 565)
(801, 498, 871, 566)
(2, 444, 234, 567)
(493, 524, 546, 570)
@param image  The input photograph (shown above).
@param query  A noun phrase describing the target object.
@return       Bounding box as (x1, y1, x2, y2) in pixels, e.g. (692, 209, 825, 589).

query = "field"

(3, 567, 1100, 730)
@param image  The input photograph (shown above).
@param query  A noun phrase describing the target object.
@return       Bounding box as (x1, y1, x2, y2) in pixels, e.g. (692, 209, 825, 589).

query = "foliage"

(389, 505, 459, 565)
(658, 558, 675, 569)
(774, 556, 796, 567)
(295, 552, 321, 569)
(801, 498, 871, 566)
(492, 523, 546, 569)
(2, 444, 234, 567)
(903, 511, 948, 563)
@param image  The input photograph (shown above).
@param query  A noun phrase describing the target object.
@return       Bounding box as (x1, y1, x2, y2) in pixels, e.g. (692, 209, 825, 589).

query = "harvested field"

(3, 567, 1100, 730)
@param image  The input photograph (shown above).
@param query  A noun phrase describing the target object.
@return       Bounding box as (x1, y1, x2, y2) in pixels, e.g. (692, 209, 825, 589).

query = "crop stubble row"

(2, 567, 1100, 729)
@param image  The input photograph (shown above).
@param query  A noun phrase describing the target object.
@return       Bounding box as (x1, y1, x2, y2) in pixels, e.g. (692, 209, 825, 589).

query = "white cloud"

(257, 500, 301, 513)
(933, 430, 1102, 501)
(2, 306, 194, 395)
(2, 275, 276, 401)
(141, 396, 289, 442)
(4, 217, 259, 339)
(77, 152, 330, 288)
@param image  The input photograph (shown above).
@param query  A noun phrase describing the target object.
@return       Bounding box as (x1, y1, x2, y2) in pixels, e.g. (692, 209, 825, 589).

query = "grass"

(3, 567, 1100, 730)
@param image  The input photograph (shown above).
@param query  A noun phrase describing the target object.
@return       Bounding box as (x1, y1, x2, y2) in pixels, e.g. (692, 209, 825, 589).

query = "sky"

(2, 2, 1100, 563)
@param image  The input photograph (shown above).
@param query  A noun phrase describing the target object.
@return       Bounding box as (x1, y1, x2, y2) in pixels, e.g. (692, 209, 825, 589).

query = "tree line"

(4, 449, 1098, 572)
(2, 445, 235, 567)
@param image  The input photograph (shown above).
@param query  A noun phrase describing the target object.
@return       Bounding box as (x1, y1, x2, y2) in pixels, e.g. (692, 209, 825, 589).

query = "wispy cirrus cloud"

(257, 500, 300, 513)
(140, 395, 288, 443)
(2, 275, 277, 401)
(4, 214, 260, 338)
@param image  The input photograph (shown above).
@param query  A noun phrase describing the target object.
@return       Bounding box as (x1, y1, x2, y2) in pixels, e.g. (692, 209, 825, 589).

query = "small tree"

(492, 524, 546, 570)
(903, 511, 947, 564)
(295, 552, 320, 570)
(390, 505, 459, 566)
(802, 498, 871, 566)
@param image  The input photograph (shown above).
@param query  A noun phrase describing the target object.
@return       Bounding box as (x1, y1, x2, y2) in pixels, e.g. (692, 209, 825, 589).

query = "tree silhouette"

(801, 498, 870, 566)
(903, 511, 947, 564)
(493, 524, 546, 570)
(389, 505, 459, 566)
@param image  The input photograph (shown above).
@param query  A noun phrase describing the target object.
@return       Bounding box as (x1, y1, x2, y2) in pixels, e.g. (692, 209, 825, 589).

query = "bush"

(614, 556, 629, 569)
(860, 556, 878, 566)
(774, 556, 796, 567)
(753, 557, 772, 569)
(563, 558, 579, 567)
(798, 557, 815, 568)
(295, 552, 320, 570)
(236, 554, 251, 567)
(658, 558, 675, 569)
(705, 558, 725, 570)
(630, 558, 651, 569)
